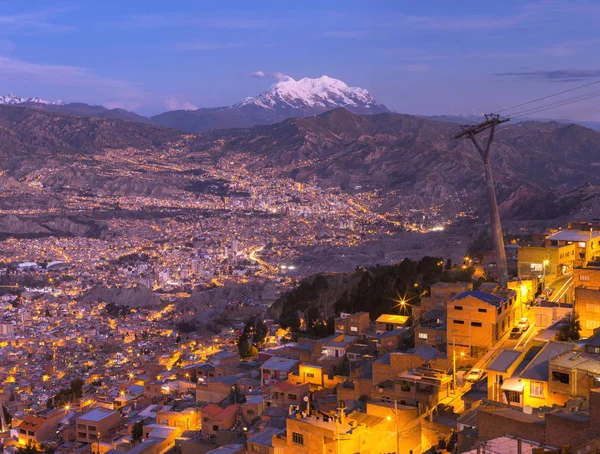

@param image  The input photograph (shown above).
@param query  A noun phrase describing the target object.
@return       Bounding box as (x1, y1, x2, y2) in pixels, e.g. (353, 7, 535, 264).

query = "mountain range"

(1, 75, 387, 133)
(1, 103, 598, 230)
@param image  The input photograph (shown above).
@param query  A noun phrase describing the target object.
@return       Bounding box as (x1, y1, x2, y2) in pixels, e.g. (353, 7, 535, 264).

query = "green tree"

(556, 312, 581, 342)
(237, 333, 254, 359)
(132, 420, 144, 444)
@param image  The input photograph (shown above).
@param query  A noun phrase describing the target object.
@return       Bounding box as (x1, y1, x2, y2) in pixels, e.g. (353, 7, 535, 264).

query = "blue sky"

(1, 0, 599, 119)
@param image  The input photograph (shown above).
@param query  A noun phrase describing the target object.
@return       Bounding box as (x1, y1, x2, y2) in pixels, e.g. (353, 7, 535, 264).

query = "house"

(544, 226, 600, 268)
(241, 395, 265, 423)
(414, 281, 473, 319)
(271, 401, 421, 454)
(156, 408, 200, 431)
(574, 265, 600, 336)
(447, 285, 518, 358)
(76, 407, 120, 444)
(196, 375, 239, 404)
(375, 314, 410, 334)
(246, 426, 284, 454)
(261, 357, 299, 387)
(320, 334, 357, 360)
(414, 309, 446, 350)
(517, 243, 575, 280)
(200, 404, 240, 440)
(334, 312, 370, 335)
(15, 410, 65, 448)
(266, 381, 309, 409)
(548, 350, 600, 400)
(485, 341, 574, 408)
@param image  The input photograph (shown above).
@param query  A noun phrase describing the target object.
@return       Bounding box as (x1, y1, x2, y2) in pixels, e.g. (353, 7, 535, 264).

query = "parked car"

(517, 317, 530, 331)
(466, 368, 485, 382)
(509, 326, 522, 339)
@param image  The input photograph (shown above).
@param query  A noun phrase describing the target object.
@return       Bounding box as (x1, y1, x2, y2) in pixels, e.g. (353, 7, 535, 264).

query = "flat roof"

(261, 357, 298, 371)
(451, 290, 506, 307)
(547, 230, 600, 242)
(79, 408, 117, 422)
(375, 314, 409, 325)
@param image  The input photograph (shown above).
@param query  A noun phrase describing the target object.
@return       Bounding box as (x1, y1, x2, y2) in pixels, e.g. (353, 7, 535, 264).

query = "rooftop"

(375, 314, 409, 325)
(547, 230, 600, 242)
(261, 356, 299, 372)
(487, 349, 522, 373)
(520, 341, 574, 381)
(451, 290, 506, 307)
(78, 408, 117, 423)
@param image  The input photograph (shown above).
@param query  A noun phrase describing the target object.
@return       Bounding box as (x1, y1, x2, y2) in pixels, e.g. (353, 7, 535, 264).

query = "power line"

(509, 90, 600, 120)
(493, 79, 600, 115)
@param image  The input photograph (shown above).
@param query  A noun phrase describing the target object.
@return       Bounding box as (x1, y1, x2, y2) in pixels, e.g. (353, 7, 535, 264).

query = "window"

(212, 425, 219, 432)
(478, 308, 487, 313)
(506, 390, 521, 404)
(252, 445, 267, 454)
(78, 432, 86, 439)
(471, 322, 482, 327)
(586, 320, 600, 331)
(453, 320, 464, 324)
(586, 304, 600, 314)
(580, 275, 590, 281)
(28, 431, 34, 436)
(19, 429, 26, 434)
(418, 332, 429, 339)
(88, 426, 97, 432)
(288, 394, 297, 400)
(454, 306, 463, 311)
(552, 371, 570, 384)
(497, 307, 502, 315)
(306, 372, 314, 378)
(292, 432, 304, 445)
(579, 242, 586, 248)
(530, 381, 545, 398)
(247, 409, 255, 416)
(350, 326, 358, 332)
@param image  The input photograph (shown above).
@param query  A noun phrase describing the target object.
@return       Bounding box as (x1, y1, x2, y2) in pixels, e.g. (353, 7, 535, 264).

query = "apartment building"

(544, 225, 600, 268)
(447, 285, 517, 358)
(333, 312, 370, 335)
(76, 408, 120, 444)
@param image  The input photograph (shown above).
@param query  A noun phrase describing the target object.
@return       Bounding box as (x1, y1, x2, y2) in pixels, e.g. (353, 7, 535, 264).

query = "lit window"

(580, 275, 590, 281)
(530, 381, 545, 398)
(418, 333, 428, 339)
(578, 242, 586, 248)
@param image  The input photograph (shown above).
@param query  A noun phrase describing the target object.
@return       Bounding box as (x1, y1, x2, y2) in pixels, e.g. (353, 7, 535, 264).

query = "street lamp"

(542, 259, 550, 297)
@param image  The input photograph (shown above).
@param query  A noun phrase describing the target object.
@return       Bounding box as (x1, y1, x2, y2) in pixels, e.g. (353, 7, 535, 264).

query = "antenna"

(454, 114, 510, 287)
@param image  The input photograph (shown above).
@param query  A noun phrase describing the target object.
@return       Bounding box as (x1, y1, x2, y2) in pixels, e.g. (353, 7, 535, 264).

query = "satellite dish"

(523, 405, 533, 414)
(303, 396, 309, 402)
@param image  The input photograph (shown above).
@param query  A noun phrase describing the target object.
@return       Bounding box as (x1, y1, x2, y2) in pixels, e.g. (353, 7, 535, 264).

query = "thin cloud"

(0, 6, 75, 34)
(113, 13, 276, 30)
(396, 12, 529, 31)
(165, 98, 198, 111)
(251, 71, 266, 78)
(171, 42, 243, 51)
(493, 69, 600, 82)
(397, 64, 430, 73)
(321, 31, 365, 38)
(0, 55, 144, 102)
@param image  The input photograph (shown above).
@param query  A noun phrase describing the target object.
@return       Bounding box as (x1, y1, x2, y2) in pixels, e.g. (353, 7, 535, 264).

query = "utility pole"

(454, 114, 510, 287)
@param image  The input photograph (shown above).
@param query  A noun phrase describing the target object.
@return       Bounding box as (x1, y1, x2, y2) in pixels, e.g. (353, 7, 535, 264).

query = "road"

(546, 273, 573, 304)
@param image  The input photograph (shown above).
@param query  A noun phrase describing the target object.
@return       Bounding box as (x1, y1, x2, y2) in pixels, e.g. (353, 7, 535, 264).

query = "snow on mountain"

(0, 93, 64, 106)
(234, 75, 381, 110)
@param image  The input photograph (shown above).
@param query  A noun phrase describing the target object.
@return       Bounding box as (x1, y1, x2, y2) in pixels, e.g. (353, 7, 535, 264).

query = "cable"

(509, 90, 600, 120)
(493, 79, 600, 115)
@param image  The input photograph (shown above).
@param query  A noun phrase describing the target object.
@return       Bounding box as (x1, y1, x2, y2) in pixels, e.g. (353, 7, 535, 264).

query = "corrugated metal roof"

(451, 290, 506, 307)
(519, 341, 574, 381)
(547, 230, 600, 242)
(487, 350, 522, 373)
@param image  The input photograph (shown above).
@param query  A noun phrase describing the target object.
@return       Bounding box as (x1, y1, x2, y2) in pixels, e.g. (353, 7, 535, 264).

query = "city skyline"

(0, 1, 599, 119)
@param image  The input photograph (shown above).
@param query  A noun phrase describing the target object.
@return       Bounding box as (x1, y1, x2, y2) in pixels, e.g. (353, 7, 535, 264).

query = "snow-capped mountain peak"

(0, 93, 64, 106)
(234, 75, 384, 112)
